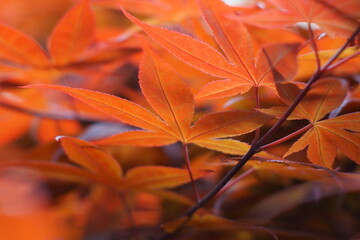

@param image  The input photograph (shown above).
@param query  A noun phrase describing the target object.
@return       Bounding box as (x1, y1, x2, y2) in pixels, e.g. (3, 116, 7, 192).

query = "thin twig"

(259, 124, 312, 151)
(216, 167, 255, 197)
(251, 87, 261, 145)
(325, 50, 360, 72)
(183, 144, 200, 202)
(308, 22, 321, 70)
(119, 192, 142, 240)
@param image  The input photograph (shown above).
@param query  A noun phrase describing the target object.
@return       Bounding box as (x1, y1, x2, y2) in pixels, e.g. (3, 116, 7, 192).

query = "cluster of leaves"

(0, 0, 359, 239)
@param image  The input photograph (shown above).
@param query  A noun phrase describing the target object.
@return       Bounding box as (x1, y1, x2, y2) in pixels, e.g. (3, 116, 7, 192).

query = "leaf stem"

(212, 167, 255, 215)
(259, 124, 312, 151)
(119, 192, 141, 240)
(320, 26, 360, 73)
(308, 22, 321, 70)
(183, 144, 200, 202)
(183, 145, 257, 217)
(216, 167, 255, 197)
(251, 86, 261, 145)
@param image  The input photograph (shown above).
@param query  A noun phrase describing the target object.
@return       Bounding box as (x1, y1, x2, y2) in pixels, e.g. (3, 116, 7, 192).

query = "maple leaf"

(47, 0, 95, 66)
(270, 78, 360, 168)
(0, 23, 49, 67)
(59, 137, 211, 191)
(0, 0, 94, 144)
(0, 0, 94, 69)
(0, 0, 130, 145)
(238, 0, 360, 38)
(29, 43, 273, 157)
(275, 78, 348, 122)
(0, 137, 210, 195)
(0, 0, 131, 85)
(285, 113, 360, 168)
(120, 0, 299, 100)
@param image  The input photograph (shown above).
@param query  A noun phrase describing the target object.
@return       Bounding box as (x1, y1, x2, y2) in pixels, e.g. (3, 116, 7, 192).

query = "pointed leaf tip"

(55, 136, 66, 142)
(48, 0, 95, 65)
(28, 84, 168, 133)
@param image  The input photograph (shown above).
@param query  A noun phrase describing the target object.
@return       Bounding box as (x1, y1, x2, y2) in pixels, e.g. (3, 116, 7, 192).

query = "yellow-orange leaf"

(125, 166, 210, 190)
(299, 46, 359, 61)
(257, 106, 305, 120)
(194, 138, 277, 159)
(189, 111, 273, 141)
(94, 130, 177, 147)
(196, 79, 252, 100)
(193, 138, 251, 156)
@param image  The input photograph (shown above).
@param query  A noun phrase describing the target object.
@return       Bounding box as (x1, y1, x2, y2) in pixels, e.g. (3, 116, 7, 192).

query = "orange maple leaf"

(0, 0, 94, 69)
(268, 78, 360, 168)
(29, 43, 273, 157)
(120, 0, 299, 100)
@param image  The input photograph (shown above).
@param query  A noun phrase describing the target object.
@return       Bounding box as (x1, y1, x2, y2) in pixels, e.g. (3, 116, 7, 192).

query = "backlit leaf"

(59, 137, 123, 180)
(94, 130, 177, 147)
(125, 166, 211, 189)
(48, 0, 95, 65)
(29, 84, 168, 133)
(120, 6, 247, 81)
(277, 78, 348, 122)
(285, 113, 360, 168)
(122, 0, 298, 100)
(0, 23, 49, 67)
(189, 111, 272, 141)
(28, 44, 271, 156)
(139, 41, 195, 140)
